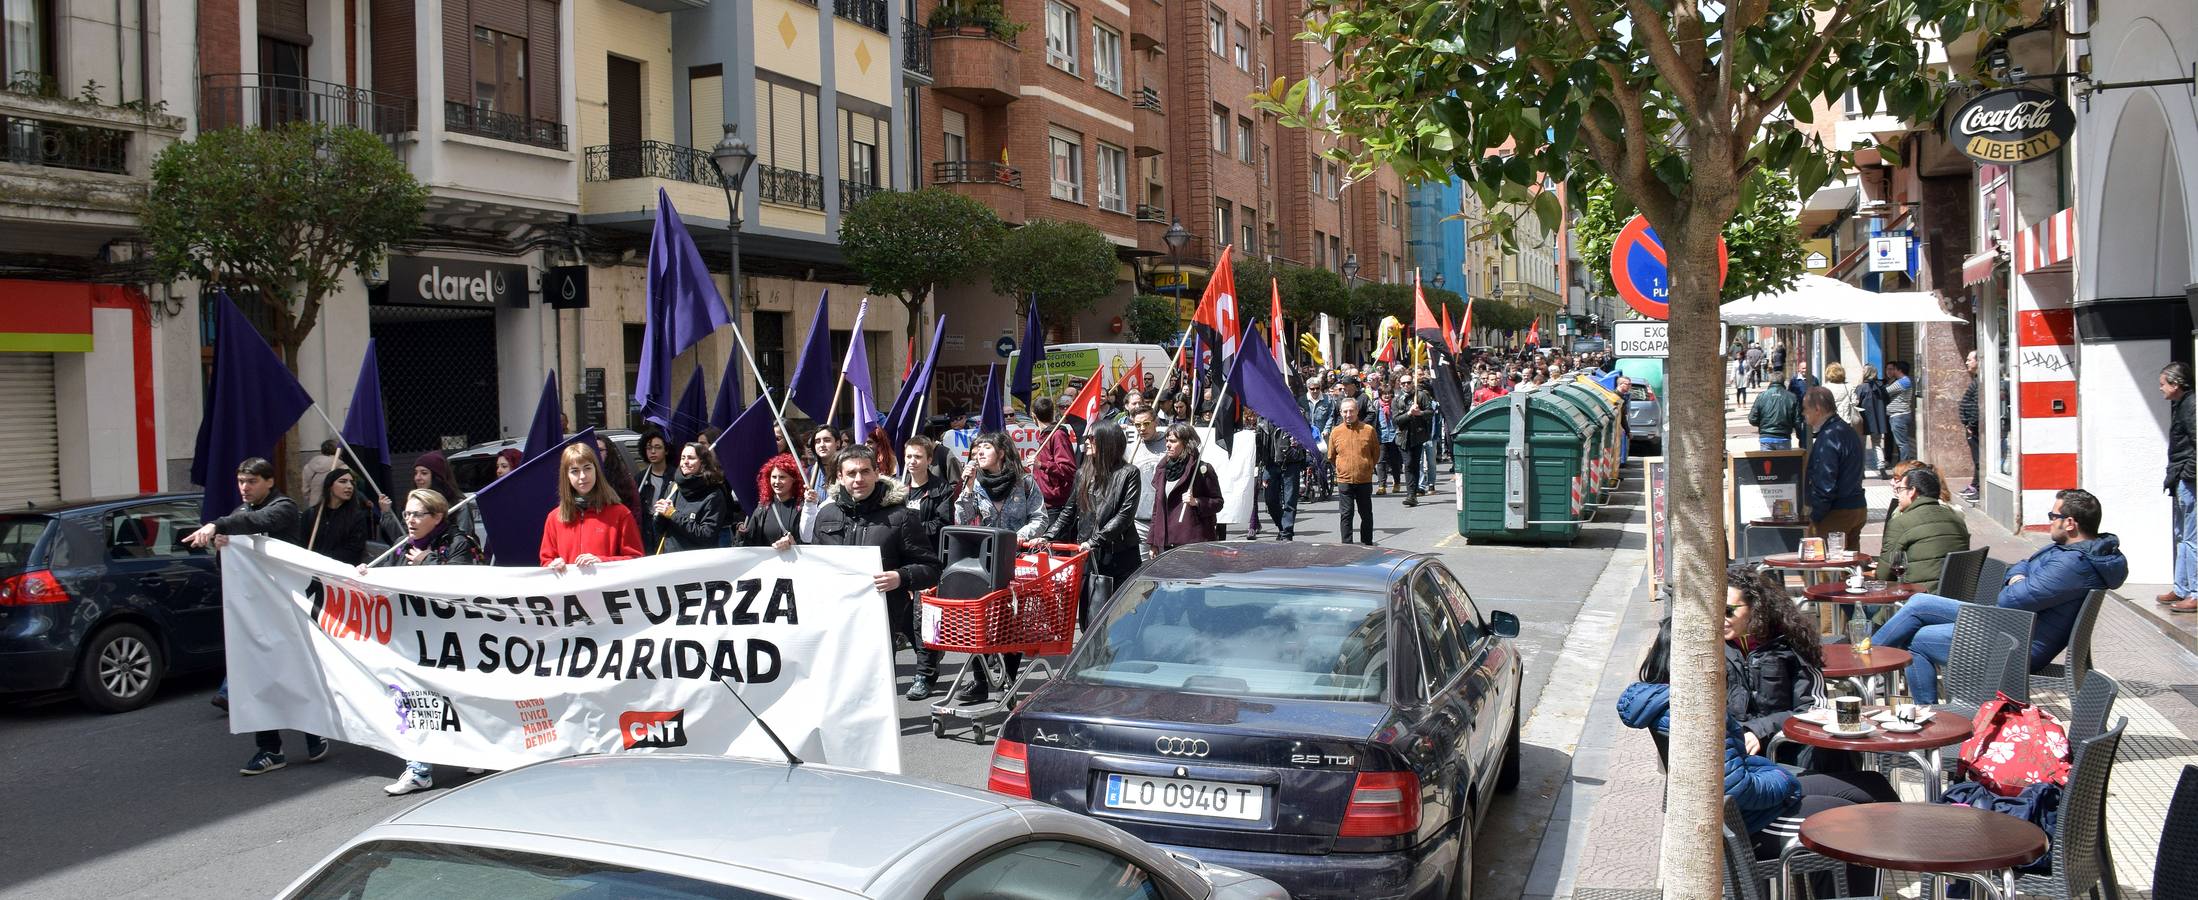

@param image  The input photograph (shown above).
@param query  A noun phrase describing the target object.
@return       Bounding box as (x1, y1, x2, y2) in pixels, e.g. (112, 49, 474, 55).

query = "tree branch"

(1673, 0, 1709, 82)
(1742, 0, 1862, 137)
(1623, 0, 1704, 111)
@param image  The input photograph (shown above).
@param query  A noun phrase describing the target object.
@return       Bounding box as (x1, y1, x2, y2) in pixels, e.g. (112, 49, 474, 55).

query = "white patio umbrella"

(1719, 273, 1967, 325)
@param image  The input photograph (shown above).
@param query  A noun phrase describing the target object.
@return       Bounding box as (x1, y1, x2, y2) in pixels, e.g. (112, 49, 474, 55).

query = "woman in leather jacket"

(651, 441, 727, 553)
(1725, 561, 1850, 771)
(1045, 422, 1142, 625)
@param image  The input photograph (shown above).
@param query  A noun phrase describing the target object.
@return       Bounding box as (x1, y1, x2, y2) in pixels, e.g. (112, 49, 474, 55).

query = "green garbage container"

(1548, 381, 1621, 501)
(1453, 389, 1593, 544)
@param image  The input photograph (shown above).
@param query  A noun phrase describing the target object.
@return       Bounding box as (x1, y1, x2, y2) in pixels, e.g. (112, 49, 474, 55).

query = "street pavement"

(0, 459, 1648, 900)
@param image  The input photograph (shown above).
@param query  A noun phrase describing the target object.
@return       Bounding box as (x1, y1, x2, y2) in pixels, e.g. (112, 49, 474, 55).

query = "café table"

(1816, 643, 1913, 704)
(1780, 706, 1974, 802)
(1800, 579, 1920, 641)
(1782, 803, 2046, 900)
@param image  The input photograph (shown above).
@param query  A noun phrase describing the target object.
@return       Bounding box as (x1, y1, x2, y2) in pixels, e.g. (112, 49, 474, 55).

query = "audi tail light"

(0, 570, 68, 606)
(987, 738, 1032, 798)
(1337, 771, 1421, 837)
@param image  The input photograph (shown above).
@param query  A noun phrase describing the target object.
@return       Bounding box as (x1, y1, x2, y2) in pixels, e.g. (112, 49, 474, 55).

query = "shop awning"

(1962, 250, 2002, 286)
(2016, 207, 2076, 275)
(1719, 273, 1968, 326)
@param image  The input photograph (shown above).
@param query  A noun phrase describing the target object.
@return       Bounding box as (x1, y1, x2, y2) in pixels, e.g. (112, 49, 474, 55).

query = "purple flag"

(522, 370, 562, 460)
(475, 428, 593, 564)
(190, 292, 314, 521)
(785, 290, 836, 421)
(711, 400, 778, 513)
(841, 302, 880, 439)
(708, 352, 744, 436)
(657, 369, 708, 449)
(1229, 325, 1319, 451)
(338, 339, 389, 466)
(1009, 298, 1042, 407)
(978, 361, 1006, 435)
(885, 316, 947, 445)
(638, 189, 731, 424)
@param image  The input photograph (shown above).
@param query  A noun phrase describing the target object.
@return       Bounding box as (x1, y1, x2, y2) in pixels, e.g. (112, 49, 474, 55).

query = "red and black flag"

(1062, 366, 1107, 438)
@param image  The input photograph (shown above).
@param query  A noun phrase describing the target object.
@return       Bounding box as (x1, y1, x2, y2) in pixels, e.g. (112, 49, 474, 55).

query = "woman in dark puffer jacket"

(1723, 561, 1826, 763)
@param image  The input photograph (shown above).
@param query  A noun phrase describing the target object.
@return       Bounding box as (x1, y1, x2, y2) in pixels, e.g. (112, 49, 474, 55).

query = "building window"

(942, 108, 967, 162)
(1214, 200, 1233, 250)
(2, 0, 53, 83)
(472, 26, 529, 118)
(1260, 144, 1270, 185)
(1211, 105, 1229, 156)
(756, 75, 824, 209)
(1236, 117, 1253, 163)
(1091, 23, 1123, 94)
(1312, 230, 1326, 267)
(1377, 190, 1389, 225)
(1048, 127, 1082, 202)
(1328, 234, 1341, 269)
(839, 107, 888, 189)
(1232, 22, 1250, 70)
(1310, 154, 1321, 195)
(1207, 5, 1225, 56)
(1096, 142, 1128, 213)
(1326, 162, 1340, 200)
(1044, 0, 1078, 75)
(1239, 206, 1256, 253)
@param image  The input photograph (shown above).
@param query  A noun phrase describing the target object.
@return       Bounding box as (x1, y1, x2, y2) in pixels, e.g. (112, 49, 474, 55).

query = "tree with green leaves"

(991, 218, 1123, 329)
(1126, 294, 1180, 344)
(1275, 264, 1352, 323)
(1261, 1, 2009, 887)
(144, 122, 426, 373)
(1576, 170, 1806, 305)
(838, 186, 1006, 343)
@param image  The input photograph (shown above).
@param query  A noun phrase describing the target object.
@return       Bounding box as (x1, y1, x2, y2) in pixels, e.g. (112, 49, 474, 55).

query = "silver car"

(276, 754, 1290, 900)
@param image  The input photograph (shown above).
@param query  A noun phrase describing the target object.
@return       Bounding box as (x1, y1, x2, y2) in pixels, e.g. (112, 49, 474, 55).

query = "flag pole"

(307, 403, 391, 512)
(822, 299, 869, 441)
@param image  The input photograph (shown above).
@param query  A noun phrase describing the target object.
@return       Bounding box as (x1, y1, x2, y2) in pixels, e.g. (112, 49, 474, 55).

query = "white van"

(1003, 342, 1175, 402)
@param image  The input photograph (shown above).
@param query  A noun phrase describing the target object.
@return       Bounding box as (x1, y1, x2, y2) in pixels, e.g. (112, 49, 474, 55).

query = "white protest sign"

(221, 539, 900, 773)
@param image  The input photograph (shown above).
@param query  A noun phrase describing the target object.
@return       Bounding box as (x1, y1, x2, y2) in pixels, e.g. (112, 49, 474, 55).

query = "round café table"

(1749, 517, 1808, 527)
(1800, 579, 1920, 644)
(1783, 803, 2047, 900)
(1816, 643, 1914, 704)
(1761, 550, 1875, 572)
(1781, 707, 1974, 802)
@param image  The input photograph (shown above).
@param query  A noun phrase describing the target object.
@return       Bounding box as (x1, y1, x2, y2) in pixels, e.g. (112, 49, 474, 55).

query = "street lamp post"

(712, 123, 758, 315)
(1163, 218, 1190, 334)
(1340, 251, 1360, 362)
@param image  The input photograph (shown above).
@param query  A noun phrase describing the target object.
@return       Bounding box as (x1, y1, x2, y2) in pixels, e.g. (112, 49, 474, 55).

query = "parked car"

(1622, 383, 1662, 453)
(0, 492, 223, 712)
(277, 754, 1290, 900)
(446, 428, 641, 492)
(993, 543, 1524, 900)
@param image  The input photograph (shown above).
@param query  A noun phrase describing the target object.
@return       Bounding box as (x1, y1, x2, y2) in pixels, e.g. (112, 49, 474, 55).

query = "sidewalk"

(1527, 391, 2198, 898)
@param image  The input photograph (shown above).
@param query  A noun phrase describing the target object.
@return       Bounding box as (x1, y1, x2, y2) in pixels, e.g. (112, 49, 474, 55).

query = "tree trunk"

(1656, 206, 1736, 897)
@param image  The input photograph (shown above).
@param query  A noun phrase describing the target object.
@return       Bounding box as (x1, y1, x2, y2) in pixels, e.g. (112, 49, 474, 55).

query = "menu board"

(1729, 450, 1806, 530)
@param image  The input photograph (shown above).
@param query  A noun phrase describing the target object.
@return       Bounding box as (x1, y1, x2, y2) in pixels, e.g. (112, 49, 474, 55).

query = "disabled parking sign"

(1610, 214, 1728, 321)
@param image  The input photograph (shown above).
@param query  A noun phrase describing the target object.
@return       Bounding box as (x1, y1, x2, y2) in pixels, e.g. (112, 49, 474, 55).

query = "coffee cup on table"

(1833, 696, 1863, 728)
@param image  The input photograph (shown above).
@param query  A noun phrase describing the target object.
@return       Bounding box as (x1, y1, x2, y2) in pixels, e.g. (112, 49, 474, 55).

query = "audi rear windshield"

(1064, 580, 1391, 702)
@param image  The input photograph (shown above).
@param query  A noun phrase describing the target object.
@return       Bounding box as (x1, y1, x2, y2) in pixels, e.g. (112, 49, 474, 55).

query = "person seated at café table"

(1868, 488, 2127, 704)
(1875, 466, 1969, 594)
(1723, 561, 1855, 770)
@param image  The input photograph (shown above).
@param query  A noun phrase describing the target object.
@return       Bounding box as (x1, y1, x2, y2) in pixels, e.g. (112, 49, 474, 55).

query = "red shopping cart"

(919, 543, 1088, 741)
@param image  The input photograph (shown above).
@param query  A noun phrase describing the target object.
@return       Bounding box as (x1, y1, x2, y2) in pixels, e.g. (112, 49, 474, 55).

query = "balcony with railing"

(929, 29, 1021, 106)
(840, 180, 887, 210)
(200, 73, 412, 135)
(444, 101, 566, 150)
(0, 87, 184, 229)
(902, 19, 933, 78)
(583, 141, 724, 186)
(759, 164, 825, 210)
(1132, 85, 1165, 157)
(4, 115, 129, 174)
(834, 0, 888, 31)
(931, 159, 1023, 222)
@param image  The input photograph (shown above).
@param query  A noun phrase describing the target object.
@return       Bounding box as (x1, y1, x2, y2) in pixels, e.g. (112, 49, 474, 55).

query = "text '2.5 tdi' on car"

(990, 542, 1525, 900)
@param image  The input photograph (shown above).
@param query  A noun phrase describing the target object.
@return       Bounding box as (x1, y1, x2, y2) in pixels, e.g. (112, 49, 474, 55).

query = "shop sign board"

(382, 255, 530, 309)
(1947, 88, 2075, 164)
(1868, 234, 1911, 273)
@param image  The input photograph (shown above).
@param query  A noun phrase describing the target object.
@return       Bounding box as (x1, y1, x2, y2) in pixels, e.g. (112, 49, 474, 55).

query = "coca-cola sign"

(1947, 87, 2075, 164)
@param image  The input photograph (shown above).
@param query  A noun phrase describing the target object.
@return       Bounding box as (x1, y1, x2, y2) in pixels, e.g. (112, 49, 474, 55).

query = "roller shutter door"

(0, 353, 60, 509)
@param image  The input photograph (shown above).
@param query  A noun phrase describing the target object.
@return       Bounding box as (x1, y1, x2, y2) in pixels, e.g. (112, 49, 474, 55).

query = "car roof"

(5, 492, 199, 517)
(1137, 540, 1420, 591)
(383, 755, 1026, 893)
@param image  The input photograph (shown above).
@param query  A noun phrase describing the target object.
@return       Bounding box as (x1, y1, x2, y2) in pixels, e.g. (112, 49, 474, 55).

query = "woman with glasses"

(376, 488, 485, 796)
(1876, 465, 1969, 593)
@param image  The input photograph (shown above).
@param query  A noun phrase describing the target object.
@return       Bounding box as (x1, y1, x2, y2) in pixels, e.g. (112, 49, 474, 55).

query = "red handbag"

(1956, 693, 2072, 797)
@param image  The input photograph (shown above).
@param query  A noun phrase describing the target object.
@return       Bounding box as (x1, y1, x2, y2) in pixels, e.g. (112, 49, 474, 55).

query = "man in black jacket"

(2161, 362, 2197, 612)
(810, 445, 945, 696)
(1960, 351, 1981, 500)
(1255, 417, 1309, 540)
(1394, 376, 1435, 507)
(183, 457, 327, 775)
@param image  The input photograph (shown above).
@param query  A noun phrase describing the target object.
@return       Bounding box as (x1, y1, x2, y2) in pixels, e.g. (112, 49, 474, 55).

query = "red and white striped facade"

(2016, 207, 2078, 275)
(2015, 205, 2081, 528)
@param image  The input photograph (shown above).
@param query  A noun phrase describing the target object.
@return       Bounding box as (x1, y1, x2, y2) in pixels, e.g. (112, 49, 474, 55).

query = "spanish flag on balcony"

(0, 280, 97, 352)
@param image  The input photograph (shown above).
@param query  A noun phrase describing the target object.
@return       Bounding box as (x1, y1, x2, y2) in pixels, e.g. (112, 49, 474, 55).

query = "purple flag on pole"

(1009, 299, 1042, 407)
(708, 352, 744, 436)
(658, 369, 708, 449)
(885, 316, 946, 444)
(978, 362, 1006, 435)
(785, 290, 836, 421)
(339, 339, 389, 466)
(637, 189, 731, 425)
(190, 292, 314, 522)
(1229, 325, 1319, 451)
(522, 370, 562, 460)
(711, 400, 778, 513)
(475, 428, 593, 564)
(841, 302, 880, 439)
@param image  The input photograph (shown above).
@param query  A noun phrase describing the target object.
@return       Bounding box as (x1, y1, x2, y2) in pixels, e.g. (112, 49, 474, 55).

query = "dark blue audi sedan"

(989, 542, 1524, 900)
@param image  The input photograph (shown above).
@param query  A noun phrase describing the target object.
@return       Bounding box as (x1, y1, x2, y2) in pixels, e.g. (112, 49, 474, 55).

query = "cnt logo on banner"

(220, 539, 901, 773)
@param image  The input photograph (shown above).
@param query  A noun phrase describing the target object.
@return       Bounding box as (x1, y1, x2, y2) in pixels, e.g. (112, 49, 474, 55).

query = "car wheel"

(1496, 703, 1522, 792)
(75, 623, 164, 713)
(1448, 818, 1475, 900)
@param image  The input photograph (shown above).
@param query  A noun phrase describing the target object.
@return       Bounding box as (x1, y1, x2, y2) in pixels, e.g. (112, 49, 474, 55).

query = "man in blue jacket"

(1869, 488, 2127, 702)
(1801, 386, 1867, 551)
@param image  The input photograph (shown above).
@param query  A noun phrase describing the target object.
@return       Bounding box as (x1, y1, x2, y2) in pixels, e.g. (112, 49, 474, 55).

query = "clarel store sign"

(377, 255, 531, 309)
(1947, 87, 2076, 165)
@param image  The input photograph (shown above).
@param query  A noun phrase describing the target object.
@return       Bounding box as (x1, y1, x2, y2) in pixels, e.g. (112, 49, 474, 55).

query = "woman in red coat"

(540, 442, 643, 572)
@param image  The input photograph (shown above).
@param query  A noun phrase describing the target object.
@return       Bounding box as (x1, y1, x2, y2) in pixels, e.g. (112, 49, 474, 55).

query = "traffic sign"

(1609, 215, 1728, 321)
(1613, 321, 1669, 358)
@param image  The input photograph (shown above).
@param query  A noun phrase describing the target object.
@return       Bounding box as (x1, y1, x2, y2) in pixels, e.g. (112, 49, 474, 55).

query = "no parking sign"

(1610, 215, 1728, 321)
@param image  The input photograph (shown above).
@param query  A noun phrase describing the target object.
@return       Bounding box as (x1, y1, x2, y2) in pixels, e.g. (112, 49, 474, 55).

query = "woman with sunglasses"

(1721, 561, 1845, 768)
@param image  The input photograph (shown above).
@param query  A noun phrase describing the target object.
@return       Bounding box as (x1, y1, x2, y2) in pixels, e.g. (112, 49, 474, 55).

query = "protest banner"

(221, 538, 900, 773)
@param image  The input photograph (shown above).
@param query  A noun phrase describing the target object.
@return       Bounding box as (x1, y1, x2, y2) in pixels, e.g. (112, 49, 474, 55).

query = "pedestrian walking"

(651, 441, 727, 553)
(2161, 362, 2198, 612)
(1372, 385, 1402, 495)
(633, 426, 674, 553)
(1396, 375, 1435, 503)
(809, 445, 940, 703)
(1822, 363, 1858, 436)
(1800, 386, 1867, 552)
(299, 469, 374, 566)
(1328, 398, 1379, 544)
(1856, 365, 1893, 476)
(183, 458, 323, 775)
(593, 434, 644, 525)
(1748, 370, 1801, 449)
(1959, 352, 1981, 500)
(1255, 414, 1309, 540)
(1125, 406, 1169, 552)
(540, 442, 644, 573)
(1149, 422, 1222, 553)
(1044, 422, 1142, 626)
(1883, 360, 1916, 464)
(798, 426, 843, 541)
(739, 453, 806, 550)
(378, 487, 484, 796)
(1745, 342, 1766, 387)
(494, 448, 521, 480)
(949, 431, 1047, 704)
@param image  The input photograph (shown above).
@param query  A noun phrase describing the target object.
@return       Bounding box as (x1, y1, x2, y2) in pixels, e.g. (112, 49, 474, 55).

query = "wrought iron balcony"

(583, 141, 726, 186)
(1133, 86, 1161, 112)
(444, 101, 566, 150)
(200, 73, 412, 135)
(840, 180, 887, 210)
(1135, 203, 1167, 223)
(902, 18, 933, 76)
(931, 159, 1021, 188)
(758, 164, 825, 210)
(835, 0, 888, 31)
(2, 114, 129, 174)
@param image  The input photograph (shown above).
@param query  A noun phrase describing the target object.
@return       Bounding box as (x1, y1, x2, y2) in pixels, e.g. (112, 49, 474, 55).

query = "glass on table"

(1827, 532, 1847, 560)
(1846, 617, 1872, 653)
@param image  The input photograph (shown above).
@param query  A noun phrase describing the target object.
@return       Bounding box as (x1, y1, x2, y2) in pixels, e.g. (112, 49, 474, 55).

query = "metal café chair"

(2063, 671, 2121, 749)
(1934, 548, 1988, 605)
(1942, 606, 2035, 716)
(2032, 589, 2105, 698)
(1970, 557, 2011, 605)
(2157, 765, 2198, 900)
(1722, 797, 1852, 900)
(2011, 719, 2127, 900)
